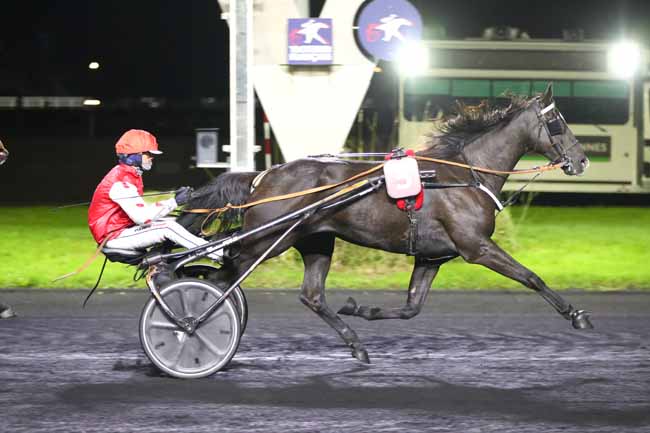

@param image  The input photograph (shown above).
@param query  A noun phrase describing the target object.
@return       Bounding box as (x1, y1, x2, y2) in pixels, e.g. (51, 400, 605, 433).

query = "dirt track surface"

(1, 289, 649, 432)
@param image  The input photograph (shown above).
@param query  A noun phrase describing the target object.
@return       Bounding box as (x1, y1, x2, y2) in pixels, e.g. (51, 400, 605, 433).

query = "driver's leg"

(105, 219, 223, 262)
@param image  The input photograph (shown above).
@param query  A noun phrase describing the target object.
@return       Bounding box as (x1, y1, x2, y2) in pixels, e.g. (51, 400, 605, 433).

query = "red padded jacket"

(88, 164, 143, 243)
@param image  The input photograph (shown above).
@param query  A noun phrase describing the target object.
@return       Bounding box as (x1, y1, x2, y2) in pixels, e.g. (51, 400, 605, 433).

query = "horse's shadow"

(65, 364, 649, 427)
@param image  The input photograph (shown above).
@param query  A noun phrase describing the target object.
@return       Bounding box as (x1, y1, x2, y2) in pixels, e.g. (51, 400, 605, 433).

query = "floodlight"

(396, 42, 429, 76)
(83, 99, 101, 106)
(88, 61, 100, 70)
(608, 41, 641, 79)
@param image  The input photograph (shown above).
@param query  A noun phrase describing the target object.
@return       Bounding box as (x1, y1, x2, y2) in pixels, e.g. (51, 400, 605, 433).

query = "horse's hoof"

(352, 347, 371, 364)
(571, 310, 594, 329)
(337, 297, 358, 316)
(0, 306, 16, 319)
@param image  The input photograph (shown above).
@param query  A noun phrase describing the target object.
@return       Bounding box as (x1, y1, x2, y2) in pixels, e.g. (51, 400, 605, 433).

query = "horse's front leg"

(338, 257, 440, 320)
(458, 237, 593, 329)
(296, 234, 371, 363)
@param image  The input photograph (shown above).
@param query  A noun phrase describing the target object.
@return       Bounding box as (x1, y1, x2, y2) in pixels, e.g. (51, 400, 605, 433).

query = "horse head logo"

(290, 19, 330, 45)
(365, 14, 414, 43)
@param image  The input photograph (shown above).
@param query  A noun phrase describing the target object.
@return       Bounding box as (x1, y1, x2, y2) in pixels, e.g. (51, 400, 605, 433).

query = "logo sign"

(575, 136, 611, 160)
(355, 0, 423, 61)
(288, 18, 333, 65)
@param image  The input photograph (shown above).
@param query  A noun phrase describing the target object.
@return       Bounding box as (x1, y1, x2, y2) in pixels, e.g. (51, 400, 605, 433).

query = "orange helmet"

(115, 129, 162, 155)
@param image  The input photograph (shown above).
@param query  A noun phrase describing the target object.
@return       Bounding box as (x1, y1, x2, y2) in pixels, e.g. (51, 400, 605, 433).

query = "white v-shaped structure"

(219, 0, 376, 162)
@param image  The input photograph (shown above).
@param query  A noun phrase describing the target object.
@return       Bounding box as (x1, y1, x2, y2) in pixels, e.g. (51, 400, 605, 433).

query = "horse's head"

(0, 140, 8, 166)
(527, 83, 589, 176)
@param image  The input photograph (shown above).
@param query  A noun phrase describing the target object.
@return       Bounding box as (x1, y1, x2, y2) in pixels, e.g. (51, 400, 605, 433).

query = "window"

(403, 78, 630, 125)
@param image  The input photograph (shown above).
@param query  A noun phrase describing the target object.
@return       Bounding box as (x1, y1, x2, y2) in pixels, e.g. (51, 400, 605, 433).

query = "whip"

(53, 191, 176, 210)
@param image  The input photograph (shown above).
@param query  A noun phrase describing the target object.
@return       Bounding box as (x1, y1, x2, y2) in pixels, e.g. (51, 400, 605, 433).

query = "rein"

(183, 154, 565, 233)
(413, 156, 565, 176)
(184, 163, 385, 235)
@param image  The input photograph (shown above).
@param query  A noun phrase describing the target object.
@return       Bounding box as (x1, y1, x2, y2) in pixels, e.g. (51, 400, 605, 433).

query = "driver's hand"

(174, 186, 193, 206)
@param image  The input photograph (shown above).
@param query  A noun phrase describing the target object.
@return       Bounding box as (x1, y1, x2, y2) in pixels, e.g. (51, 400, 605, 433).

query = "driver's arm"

(108, 181, 177, 225)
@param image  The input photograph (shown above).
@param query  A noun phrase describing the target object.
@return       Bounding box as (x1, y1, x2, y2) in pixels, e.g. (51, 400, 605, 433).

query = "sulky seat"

(101, 247, 147, 265)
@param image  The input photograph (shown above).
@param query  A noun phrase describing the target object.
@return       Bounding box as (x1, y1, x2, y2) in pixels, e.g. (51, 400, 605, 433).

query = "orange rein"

(413, 156, 566, 176)
(183, 156, 565, 233)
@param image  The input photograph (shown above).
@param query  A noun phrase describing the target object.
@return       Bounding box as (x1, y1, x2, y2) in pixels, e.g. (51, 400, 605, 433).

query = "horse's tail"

(178, 171, 260, 236)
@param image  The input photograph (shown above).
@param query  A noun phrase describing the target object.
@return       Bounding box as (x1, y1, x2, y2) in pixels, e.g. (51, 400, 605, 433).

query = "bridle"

(535, 98, 581, 173)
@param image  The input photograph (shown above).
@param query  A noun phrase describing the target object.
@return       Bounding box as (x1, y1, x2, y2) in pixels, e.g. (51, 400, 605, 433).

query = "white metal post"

(225, 0, 256, 172)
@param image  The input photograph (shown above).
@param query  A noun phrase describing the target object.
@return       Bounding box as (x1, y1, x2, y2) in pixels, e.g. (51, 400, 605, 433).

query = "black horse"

(178, 84, 592, 363)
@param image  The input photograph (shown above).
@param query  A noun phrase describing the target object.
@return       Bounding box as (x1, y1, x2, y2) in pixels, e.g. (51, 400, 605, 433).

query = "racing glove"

(174, 186, 194, 206)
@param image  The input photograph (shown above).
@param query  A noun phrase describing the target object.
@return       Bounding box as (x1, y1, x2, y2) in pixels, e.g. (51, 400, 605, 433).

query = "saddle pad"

(383, 156, 422, 199)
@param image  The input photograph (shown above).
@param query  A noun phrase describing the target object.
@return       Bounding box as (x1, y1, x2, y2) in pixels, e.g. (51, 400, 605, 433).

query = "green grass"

(0, 205, 649, 290)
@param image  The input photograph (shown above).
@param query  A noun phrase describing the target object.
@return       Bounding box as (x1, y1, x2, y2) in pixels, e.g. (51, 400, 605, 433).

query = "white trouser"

(105, 218, 223, 261)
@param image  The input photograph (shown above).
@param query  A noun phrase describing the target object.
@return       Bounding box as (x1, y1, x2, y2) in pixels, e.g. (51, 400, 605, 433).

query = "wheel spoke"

(201, 310, 228, 326)
(149, 320, 178, 330)
(195, 329, 227, 356)
(171, 339, 188, 370)
(177, 289, 189, 316)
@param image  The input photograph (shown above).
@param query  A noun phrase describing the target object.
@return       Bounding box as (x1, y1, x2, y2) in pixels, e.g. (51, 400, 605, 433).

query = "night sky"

(1, 0, 649, 97)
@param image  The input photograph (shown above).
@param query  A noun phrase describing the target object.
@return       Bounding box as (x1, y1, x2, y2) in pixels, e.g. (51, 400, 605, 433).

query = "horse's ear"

(541, 82, 554, 106)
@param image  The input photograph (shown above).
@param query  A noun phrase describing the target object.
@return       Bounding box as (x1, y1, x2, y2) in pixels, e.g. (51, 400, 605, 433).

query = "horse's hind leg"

(338, 257, 440, 320)
(295, 233, 371, 364)
(459, 238, 593, 329)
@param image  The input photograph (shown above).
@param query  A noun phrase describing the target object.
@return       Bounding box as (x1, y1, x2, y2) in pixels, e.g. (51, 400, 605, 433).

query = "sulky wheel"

(176, 264, 248, 335)
(139, 278, 241, 379)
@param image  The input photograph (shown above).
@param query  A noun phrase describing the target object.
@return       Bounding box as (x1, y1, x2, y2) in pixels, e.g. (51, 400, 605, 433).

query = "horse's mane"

(423, 94, 531, 158)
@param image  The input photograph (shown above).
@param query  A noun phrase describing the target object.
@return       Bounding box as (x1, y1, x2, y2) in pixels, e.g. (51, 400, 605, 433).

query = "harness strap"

(500, 173, 541, 209)
(477, 183, 504, 211)
(250, 169, 271, 194)
(414, 156, 565, 175)
(184, 163, 386, 217)
(183, 155, 564, 221)
(406, 207, 418, 256)
(540, 102, 556, 115)
(198, 178, 374, 235)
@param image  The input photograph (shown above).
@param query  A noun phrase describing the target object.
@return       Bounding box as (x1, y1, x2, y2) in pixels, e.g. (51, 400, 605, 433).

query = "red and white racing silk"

(88, 164, 176, 243)
(88, 163, 222, 262)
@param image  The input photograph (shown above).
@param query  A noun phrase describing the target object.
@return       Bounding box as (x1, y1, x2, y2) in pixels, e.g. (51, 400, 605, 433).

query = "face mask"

(141, 158, 153, 171)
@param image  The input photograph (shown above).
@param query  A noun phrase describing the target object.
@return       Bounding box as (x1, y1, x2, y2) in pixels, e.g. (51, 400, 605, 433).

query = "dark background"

(3, 1, 649, 97)
(1, 0, 649, 203)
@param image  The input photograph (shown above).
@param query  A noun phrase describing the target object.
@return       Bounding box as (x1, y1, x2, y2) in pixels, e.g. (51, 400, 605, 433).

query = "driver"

(88, 130, 223, 275)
